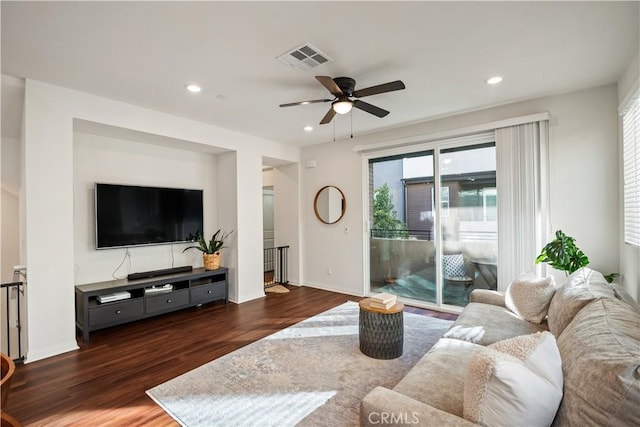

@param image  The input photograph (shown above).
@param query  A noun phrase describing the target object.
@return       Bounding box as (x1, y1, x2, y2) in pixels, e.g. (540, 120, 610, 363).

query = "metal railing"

(370, 227, 497, 241)
(370, 228, 432, 240)
(263, 246, 289, 287)
(2, 267, 26, 362)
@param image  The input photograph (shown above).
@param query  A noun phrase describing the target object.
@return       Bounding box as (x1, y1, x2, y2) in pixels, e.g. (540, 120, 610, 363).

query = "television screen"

(95, 183, 203, 249)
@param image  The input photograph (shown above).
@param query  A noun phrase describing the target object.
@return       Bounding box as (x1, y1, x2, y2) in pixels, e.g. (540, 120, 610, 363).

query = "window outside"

(369, 144, 497, 307)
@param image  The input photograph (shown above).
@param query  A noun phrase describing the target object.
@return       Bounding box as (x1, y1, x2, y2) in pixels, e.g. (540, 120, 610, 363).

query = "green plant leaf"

(182, 229, 234, 254)
(604, 273, 619, 283)
(536, 230, 589, 274)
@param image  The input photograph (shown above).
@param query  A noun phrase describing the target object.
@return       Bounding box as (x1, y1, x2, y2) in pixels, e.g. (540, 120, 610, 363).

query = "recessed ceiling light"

(303, 126, 314, 132)
(486, 76, 503, 85)
(186, 84, 202, 93)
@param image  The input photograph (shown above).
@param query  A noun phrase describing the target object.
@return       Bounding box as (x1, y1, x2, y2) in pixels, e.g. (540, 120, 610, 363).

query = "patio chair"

(442, 253, 474, 302)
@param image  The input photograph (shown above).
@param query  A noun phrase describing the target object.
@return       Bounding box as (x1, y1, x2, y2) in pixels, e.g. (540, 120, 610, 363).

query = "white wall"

(0, 136, 23, 358)
(23, 81, 78, 362)
(73, 132, 217, 284)
(301, 141, 365, 295)
(231, 150, 265, 302)
(22, 79, 299, 362)
(1, 136, 21, 282)
(216, 152, 241, 302)
(300, 84, 626, 298)
(262, 169, 274, 187)
(618, 52, 640, 301)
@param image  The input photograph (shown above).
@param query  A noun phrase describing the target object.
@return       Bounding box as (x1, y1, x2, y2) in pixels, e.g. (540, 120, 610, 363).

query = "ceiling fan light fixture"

(332, 100, 353, 114)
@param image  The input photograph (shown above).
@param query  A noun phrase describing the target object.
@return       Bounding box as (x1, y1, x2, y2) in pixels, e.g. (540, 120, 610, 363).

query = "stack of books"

(370, 292, 397, 310)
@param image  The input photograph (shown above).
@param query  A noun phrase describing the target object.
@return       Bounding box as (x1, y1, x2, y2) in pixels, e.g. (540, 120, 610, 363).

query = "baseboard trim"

(25, 341, 79, 364)
(298, 282, 364, 297)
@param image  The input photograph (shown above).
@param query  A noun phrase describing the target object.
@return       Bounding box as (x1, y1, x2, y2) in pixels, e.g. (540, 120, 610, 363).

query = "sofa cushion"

(444, 302, 547, 346)
(553, 298, 640, 427)
(546, 268, 616, 336)
(393, 338, 483, 418)
(505, 273, 556, 323)
(464, 332, 563, 427)
(468, 289, 506, 307)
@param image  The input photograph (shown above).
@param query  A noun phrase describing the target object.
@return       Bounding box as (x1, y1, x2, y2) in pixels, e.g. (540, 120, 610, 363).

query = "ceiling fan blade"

(353, 80, 405, 98)
(352, 100, 389, 118)
(279, 99, 333, 108)
(316, 76, 343, 96)
(319, 107, 337, 125)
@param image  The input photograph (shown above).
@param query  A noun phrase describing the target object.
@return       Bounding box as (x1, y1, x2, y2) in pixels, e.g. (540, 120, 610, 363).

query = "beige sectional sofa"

(360, 268, 640, 426)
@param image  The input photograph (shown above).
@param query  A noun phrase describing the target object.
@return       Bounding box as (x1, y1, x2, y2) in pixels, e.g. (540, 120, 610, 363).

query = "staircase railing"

(263, 246, 290, 287)
(1, 268, 26, 362)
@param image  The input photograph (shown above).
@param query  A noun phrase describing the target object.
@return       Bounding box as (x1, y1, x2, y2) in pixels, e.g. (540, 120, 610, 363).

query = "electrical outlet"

(327, 267, 332, 275)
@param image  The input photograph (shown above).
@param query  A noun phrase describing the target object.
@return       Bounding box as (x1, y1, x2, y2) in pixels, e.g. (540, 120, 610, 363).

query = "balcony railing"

(371, 223, 496, 241)
(370, 228, 432, 240)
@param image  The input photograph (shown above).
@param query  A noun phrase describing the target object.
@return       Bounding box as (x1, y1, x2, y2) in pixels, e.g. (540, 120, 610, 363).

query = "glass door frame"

(361, 132, 495, 313)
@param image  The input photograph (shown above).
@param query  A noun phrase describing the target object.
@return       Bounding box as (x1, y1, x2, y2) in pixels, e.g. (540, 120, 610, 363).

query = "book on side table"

(370, 292, 397, 310)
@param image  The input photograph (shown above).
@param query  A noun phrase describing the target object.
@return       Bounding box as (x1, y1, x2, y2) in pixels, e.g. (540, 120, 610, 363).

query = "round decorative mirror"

(314, 185, 346, 224)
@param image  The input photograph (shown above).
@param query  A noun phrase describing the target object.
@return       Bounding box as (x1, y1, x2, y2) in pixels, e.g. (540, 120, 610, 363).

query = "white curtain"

(496, 121, 549, 290)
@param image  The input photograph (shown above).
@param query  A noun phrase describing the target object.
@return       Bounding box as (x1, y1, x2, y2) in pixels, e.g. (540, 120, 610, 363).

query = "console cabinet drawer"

(89, 299, 144, 327)
(146, 289, 189, 314)
(191, 282, 226, 304)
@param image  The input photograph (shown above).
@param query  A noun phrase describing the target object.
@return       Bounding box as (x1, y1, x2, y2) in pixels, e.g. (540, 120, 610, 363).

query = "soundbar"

(127, 265, 193, 281)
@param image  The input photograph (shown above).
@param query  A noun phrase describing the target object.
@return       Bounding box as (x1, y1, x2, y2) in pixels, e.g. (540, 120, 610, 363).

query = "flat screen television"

(95, 183, 203, 249)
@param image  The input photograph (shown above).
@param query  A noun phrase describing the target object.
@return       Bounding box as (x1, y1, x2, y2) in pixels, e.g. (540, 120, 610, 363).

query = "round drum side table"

(358, 298, 404, 359)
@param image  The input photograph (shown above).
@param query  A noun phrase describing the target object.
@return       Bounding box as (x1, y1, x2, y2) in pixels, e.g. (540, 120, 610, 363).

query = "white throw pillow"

(505, 273, 556, 323)
(490, 332, 563, 390)
(463, 332, 563, 427)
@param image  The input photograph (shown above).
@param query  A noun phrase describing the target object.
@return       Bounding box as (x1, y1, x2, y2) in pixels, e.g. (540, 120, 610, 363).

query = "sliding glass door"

(368, 140, 497, 309)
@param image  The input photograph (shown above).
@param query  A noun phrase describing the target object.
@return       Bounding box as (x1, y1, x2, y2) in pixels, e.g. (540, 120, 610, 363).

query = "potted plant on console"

(183, 229, 233, 270)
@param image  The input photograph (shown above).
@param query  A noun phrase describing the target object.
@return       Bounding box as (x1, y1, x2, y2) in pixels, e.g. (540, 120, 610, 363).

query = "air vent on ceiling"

(276, 43, 332, 71)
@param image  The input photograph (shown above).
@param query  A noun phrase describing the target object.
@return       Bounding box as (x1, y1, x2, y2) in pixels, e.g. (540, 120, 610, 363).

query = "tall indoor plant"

(183, 229, 233, 270)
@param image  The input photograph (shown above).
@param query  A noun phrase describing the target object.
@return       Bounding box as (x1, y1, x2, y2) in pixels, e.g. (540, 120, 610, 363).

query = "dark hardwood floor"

(4, 286, 456, 426)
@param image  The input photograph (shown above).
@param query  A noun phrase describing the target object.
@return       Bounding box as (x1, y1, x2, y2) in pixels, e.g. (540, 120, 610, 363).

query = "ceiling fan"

(279, 76, 406, 125)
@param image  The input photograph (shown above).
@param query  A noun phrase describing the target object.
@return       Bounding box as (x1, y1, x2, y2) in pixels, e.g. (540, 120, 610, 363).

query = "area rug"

(146, 301, 452, 427)
(264, 284, 290, 293)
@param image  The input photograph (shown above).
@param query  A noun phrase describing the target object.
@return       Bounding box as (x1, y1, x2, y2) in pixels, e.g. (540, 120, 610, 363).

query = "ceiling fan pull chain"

(350, 111, 353, 139)
(333, 119, 336, 142)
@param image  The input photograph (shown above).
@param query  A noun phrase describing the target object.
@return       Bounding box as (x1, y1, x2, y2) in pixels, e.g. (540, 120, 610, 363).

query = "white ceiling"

(1, 1, 638, 146)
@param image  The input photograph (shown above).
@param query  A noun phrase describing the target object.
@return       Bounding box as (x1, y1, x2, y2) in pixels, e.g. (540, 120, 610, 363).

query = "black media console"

(75, 267, 228, 342)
